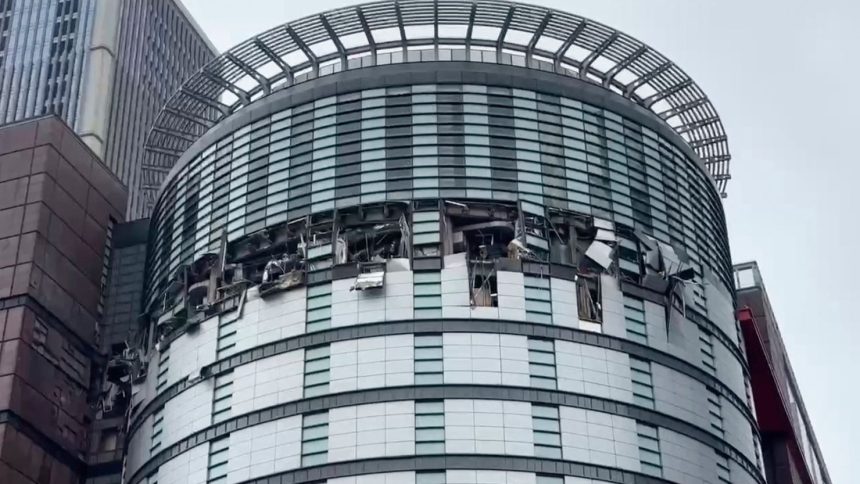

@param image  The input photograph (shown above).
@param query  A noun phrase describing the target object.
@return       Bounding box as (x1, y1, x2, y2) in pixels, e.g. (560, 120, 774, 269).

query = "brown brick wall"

(0, 117, 126, 344)
(0, 116, 127, 484)
(0, 306, 92, 455)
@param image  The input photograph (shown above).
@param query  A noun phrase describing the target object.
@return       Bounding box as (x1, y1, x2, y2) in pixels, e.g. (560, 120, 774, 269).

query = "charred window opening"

(577, 274, 602, 323)
(583, 218, 617, 272)
(153, 216, 323, 338)
(443, 200, 518, 260)
(260, 232, 306, 292)
(546, 210, 618, 325)
(335, 202, 410, 266)
(546, 209, 616, 273)
(547, 210, 588, 268)
(225, 219, 309, 297)
(442, 201, 521, 307)
(334, 202, 410, 291)
(522, 212, 551, 261)
(186, 253, 220, 311)
(156, 270, 185, 317)
(471, 263, 498, 307)
(629, 229, 698, 324)
(102, 340, 147, 422)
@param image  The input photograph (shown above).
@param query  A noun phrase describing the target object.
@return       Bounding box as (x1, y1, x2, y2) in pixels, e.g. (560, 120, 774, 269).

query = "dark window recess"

(439, 178, 466, 189)
(386, 158, 412, 170)
(491, 179, 517, 192)
(336, 185, 361, 198)
(334, 202, 411, 266)
(441, 200, 537, 308)
(386, 106, 411, 117)
(385, 139, 412, 150)
(436, 93, 462, 103)
(337, 133, 361, 146)
(151, 213, 339, 339)
(522, 212, 551, 262)
(577, 274, 602, 323)
(336, 174, 361, 187)
(437, 136, 466, 149)
(387, 179, 413, 191)
(436, 114, 463, 125)
(546, 209, 617, 272)
(439, 166, 466, 177)
(490, 168, 517, 180)
(335, 153, 361, 167)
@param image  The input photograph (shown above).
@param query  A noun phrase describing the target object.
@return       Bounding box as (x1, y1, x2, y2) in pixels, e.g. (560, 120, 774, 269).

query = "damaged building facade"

(120, 2, 766, 484)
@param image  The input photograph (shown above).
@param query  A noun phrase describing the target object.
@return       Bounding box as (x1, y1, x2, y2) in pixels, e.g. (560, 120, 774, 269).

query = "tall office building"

(101, 0, 217, 218)
(735, 262, 830, 484)
(122, 1, 765, 483)
(0, 0, 216, 218)
(0, 0, 96, 128)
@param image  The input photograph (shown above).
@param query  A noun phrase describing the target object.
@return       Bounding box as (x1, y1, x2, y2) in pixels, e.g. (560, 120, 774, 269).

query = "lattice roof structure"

(146, 0, 731, 194)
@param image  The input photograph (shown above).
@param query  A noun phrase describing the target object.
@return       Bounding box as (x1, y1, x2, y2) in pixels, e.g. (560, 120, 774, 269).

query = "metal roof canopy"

(146, 0, 731, 194)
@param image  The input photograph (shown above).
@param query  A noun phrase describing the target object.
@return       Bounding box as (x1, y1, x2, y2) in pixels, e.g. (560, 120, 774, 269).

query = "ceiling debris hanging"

(442, 200, 521, 308)
(336, 202, 411, 292)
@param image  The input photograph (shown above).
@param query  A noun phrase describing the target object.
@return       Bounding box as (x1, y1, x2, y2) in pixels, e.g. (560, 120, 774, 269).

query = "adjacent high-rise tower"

(0, 2, 215, 484)
(0, 0, 216, 218)
(124, 1, 762, 483)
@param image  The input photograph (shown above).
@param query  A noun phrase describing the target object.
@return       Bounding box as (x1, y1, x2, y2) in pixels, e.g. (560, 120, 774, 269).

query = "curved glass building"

(125, 2, 762, 484)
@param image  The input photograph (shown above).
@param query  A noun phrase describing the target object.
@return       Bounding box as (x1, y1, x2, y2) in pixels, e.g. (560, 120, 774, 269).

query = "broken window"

(547, 209, 596, 269)
(632, 230, 697, 321)
(577, 274, 602, 323)
(224, 218, 308, 297)
(334, 202, 410, 292)
(442, 200, 518, 260)
(101, 338, 148, 423)
(546, 210, 625, 278)
(158, 269, 185, 316)
(151, 267, 190, 337)
(617, 228, 643, 283)
(585, 218, 617, 271)
(334, 202, 410, 265)
(186, 253, 220, 312)
(442, 201, 521, 307)
(471, 263, 497, 307)
(521, 211, 551, 261)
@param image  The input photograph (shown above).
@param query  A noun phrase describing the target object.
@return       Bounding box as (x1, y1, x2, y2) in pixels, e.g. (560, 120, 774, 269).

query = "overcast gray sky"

(182, 1, 858, 481)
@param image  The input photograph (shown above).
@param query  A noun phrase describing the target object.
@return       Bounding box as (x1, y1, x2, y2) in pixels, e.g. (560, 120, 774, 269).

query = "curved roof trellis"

(146, 0, 731, 194)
